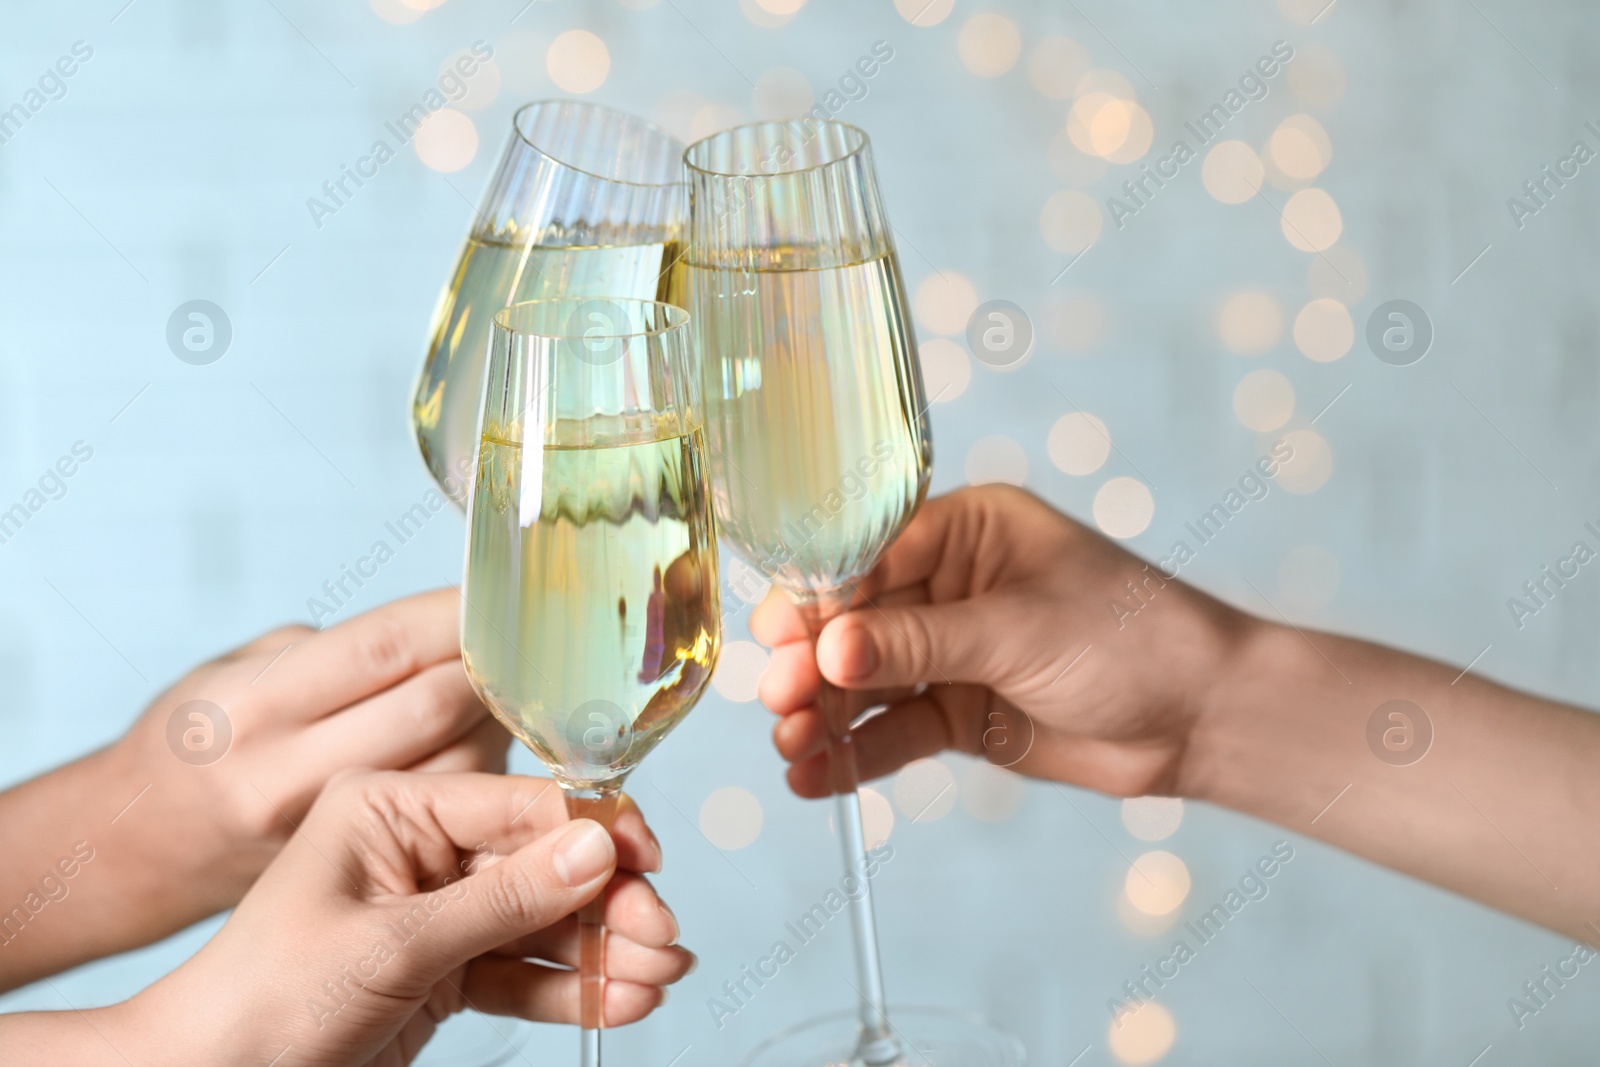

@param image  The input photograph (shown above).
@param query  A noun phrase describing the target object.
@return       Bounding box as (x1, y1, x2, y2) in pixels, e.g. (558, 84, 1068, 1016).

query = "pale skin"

(753, 485, 1600, 943)
(0, 771, 693, 1065)
(0, 588, 512, 992)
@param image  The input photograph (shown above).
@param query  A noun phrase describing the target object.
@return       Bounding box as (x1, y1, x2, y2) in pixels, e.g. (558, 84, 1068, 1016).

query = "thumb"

(817, 599, 1006, 691)
(404, 819, 616, 976)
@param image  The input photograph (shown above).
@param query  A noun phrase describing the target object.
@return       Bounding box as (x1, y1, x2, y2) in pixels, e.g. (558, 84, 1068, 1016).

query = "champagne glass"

(671, 122, 1023, 1066)
(461, 297, 720, 1067)
(413, 100, 685, 507)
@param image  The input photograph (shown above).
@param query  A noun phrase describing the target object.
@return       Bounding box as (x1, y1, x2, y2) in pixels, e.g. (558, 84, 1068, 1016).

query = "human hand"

(104, 772, 688, 1066)
(752, 485, 1251, 799)
(115, 589, 509, 934)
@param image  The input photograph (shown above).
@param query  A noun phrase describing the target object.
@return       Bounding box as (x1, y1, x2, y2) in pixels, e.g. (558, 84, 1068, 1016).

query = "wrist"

(1175, 609, 1340, 814)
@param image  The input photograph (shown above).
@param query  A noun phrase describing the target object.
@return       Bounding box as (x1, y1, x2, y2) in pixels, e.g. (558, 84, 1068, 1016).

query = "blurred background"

(4, 0, 1599, 1062)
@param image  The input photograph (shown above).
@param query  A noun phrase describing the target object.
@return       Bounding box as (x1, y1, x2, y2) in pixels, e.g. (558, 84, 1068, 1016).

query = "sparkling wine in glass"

(412, 101, 684, 507)
(461, 298, 720, 1067)
(670, 121, 1023, 1067)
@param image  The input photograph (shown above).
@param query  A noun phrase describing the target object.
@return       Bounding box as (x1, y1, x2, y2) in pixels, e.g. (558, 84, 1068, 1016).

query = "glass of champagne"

(413, 100, 685, 506)
(461, 297, 720, 1067)
(671, 121, 1023, 1066)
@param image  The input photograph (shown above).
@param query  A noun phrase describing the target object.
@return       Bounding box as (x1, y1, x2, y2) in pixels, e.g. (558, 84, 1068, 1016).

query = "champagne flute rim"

(682, 117, 872, 178)
(493, 296, 690, 340)
(511, 100, 689, 191)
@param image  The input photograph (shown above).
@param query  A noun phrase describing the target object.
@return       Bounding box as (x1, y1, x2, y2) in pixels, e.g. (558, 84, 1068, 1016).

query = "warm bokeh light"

(397, 0, 445, 10)
(1276, 427, 1334, 494)
(1108, 1000, 1177, 1065)
(1201, 140, 1263, 204)
(894, 0, 953, 26)
(1233, 369, 1295, 431)
(1027, 37, 1092, 99)
(738, 0, 801, 28)
(958, 13, 1022, 77)
(1278, 0, 1337, 26)
(1269, 114, 1332, 180)
(1048, 411, 1112, 475)
(1039, 190, 1103, 254)
(1075, 68, 1137, 101)
(855, 786, 894, 848)
(711, 639, 768, 702)
(1308, 244, 1368, 303)
(690, 103, 743, 143)
(1289, 43, 1348, 105)
(1121, 797, 1184, 841)
(1124, 850, 1191, 915)
(1279, 543, 1342, 609)
(1215, 289, 1282, 355)
(1066, 93, 1118, 155)
(1293, 297, 1354, 361)
(546, 30, 610, 94)
(1104, 101, 1154, 164)
(965, 435, 1029, 486)
(1281, 188, 1343, 251)
(961, 761, 1026, 821)
(1046, 293, 1106, 350)
(752, 66, 813, 118)
(1117, 890, 1183, 938)
(652, 89, 707, 144)
(1048, 129, 1111, 187)
(913, 272, 979, 336)
(919, 338, 971, 403)
(413, 109, 478, 172)
(893, 758, 958, 822)
(754, 0, 806, 12)
(370, 0, 423, 25)
(1093, 476, 1154, 539)
(699, 786, 764, 850)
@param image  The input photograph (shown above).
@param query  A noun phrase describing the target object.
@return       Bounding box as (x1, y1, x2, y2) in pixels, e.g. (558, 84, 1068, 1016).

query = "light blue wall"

(2, 0, 1598, 1063)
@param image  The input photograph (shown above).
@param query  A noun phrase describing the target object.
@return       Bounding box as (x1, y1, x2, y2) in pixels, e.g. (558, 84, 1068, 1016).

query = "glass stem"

(798, 591, 902, 1067)
(564, 784, 622, 1067)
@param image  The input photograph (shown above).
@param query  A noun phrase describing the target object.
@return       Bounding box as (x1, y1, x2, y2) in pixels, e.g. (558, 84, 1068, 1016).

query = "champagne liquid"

(666, 250, 932, 594)
(461, 420, 719, 786)
(412, 236, 677, 506)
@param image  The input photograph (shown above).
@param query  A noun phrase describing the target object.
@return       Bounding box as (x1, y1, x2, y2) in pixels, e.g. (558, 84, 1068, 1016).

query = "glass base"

(739, 1006, 1025, 1067)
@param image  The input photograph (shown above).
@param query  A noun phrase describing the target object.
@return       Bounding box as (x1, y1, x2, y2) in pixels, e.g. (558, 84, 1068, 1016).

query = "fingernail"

(660, 899, 681, 945)
(659, 987, 670, 1006)
(553, 820, 613, 886)
(838, 626, 879, 681)
(684, 950, 699, 976)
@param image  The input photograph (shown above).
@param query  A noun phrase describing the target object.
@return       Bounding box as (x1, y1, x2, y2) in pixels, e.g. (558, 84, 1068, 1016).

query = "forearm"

(0, 745, 235, 991)
(1186, 618, 1600, 941)
(0, 1002, 143, 1065)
